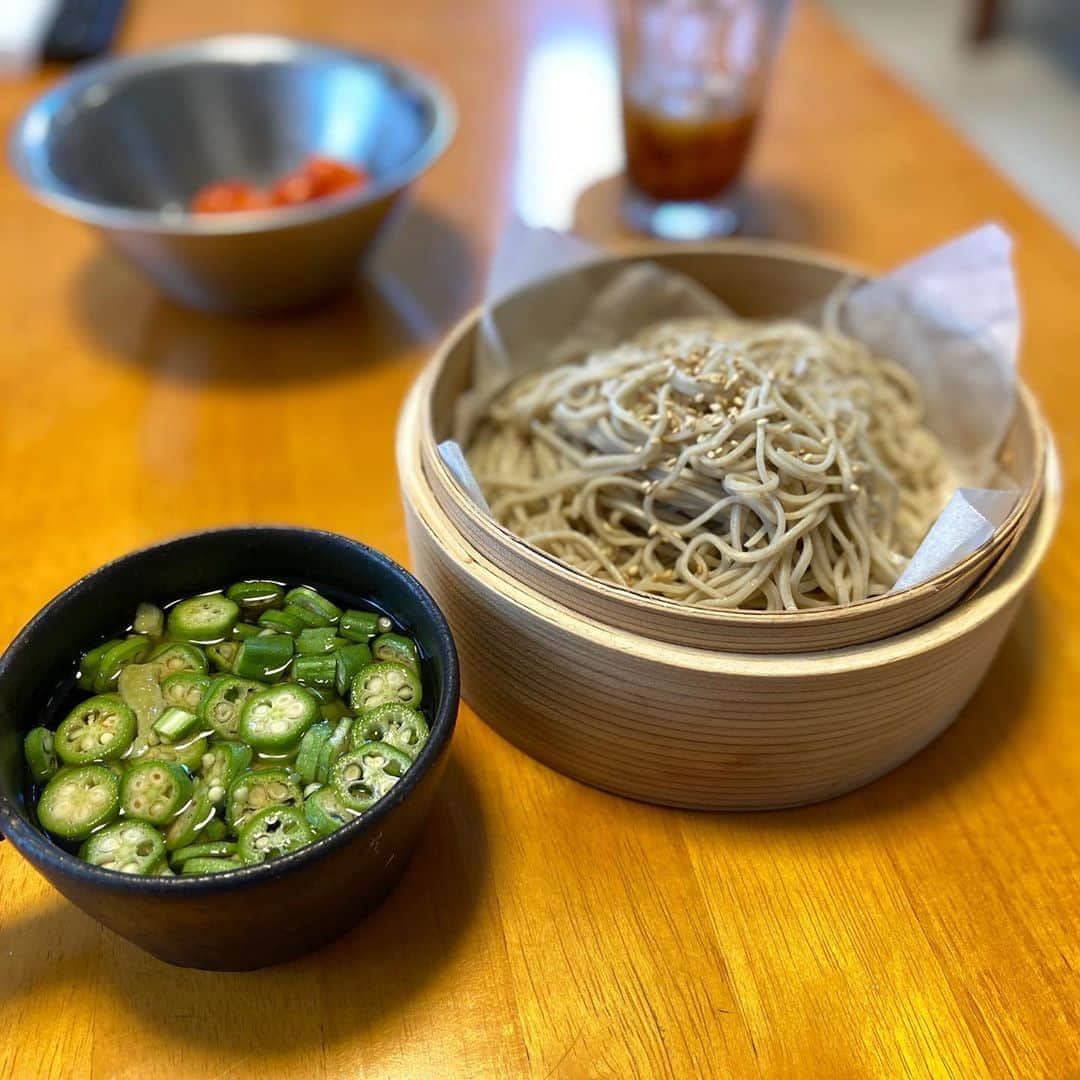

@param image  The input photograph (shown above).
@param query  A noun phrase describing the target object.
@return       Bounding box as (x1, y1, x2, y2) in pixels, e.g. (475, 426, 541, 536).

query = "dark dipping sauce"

(622, 101, 759, 202)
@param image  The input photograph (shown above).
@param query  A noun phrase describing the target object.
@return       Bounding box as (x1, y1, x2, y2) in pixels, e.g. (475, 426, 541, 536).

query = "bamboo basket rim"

(399, 374, 1061, 678)
(417, 241, 1045, 633)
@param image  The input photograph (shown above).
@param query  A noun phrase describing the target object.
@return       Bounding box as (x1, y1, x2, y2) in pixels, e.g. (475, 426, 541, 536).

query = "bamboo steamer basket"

(416, 244, 1046, 653)
(398, 371, 1060, 809)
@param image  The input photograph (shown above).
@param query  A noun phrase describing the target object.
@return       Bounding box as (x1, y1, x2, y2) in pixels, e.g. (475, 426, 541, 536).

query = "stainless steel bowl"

(9, 35, 455, 314)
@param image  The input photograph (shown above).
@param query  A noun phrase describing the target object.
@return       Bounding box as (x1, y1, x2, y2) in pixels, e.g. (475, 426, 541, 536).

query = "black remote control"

(41, 0, 128, 62)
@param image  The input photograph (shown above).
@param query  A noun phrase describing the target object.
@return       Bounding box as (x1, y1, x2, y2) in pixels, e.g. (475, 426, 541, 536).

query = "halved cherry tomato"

(305, 155, 368, 197)
(270, 170, 317, 207)
(189, 157, 369, 214)
(190, 180, 270, 214)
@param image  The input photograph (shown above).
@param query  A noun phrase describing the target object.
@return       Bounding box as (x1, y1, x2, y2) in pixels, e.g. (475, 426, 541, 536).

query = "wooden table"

(1, 2, 1077, 1076)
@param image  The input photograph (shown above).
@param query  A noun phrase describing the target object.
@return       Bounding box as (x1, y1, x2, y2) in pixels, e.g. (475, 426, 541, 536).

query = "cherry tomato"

(188, 157, 368, 214)
(304, 156, 368, 197)
(189, 180, 269, 214)
(269, 170, 316, 207)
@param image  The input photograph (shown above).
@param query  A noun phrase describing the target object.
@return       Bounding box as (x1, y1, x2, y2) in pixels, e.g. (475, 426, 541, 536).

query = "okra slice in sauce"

(295, 720, 333, 784)
(257, 608, 306, 637)
(372, 633, 420, 671)
(24, 727, 58, 783)
(93, 636, 152, 693)
(304, 786, 353, 837)
(161, 671, 211, 712)
(206, 641, 241, 673)
(339, 610, 382, 644)
(164, 786, 215, 851)
(170, 840, 238, 864)
(284, 586, 342, 625)
(226, 580, 285, 616)
(167, 593, 240, 644)
(148, 642, 208, 679)
(141, 735, 208, 773)
(80, 820, 165, 875)
(56, 694, 137, 764)
(334, 643, 372, 698)
(283, 604, 330, 630)
(182, 857, 242, 874)
(121, 760, 193, 825)
(233, 635, 294, 681)
(197, 741, 252, 804)
(293, 654, 336, 691)
(349, 661, 422, 714)
(294, 628, 345, 656)
(238, 805, 314, 865)
(331, 741, 413, 813)
(77, 638, 123, 692)
(315, 717, 353, 785)
(180, 855, 241, 872)
(153, 706, 201, 743)
(226, 768, 302, 830)
(200, 675, 263, 739)
(353, 702, 430, 759)
(37, 765, 120, 840)
(239, 684, 319, 752)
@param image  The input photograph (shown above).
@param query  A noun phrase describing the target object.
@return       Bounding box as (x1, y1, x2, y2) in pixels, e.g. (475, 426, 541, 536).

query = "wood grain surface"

(0, 1, 1077, 1077)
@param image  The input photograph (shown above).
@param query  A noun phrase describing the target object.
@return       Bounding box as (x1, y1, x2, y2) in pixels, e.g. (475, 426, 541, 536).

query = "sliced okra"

(197, 740, 252, 804)
(24, 727, 59, 784)
(56, 694, 137, 764)
(160, 671, 211, 712)
(80, 820, 165, 875)
(238, 804, 314, 865)
(331, 741, 412, 813)
(226, 580, 285, 616)
(304, 786, 354, 837)
(225, 767, 302, 830)
(352, 702, 429, 759)
(283, 586, 342, 625)
(93, 636, 152, 693)
(167, 593, 240, 644)
(206, 640, 241, 673)
(120, 759, 193, 825)
(148, 641, 208, 679)
(371, 633, 420, 671)
(233, 635, 294, 681)
(200, 675, 263, 739)
(349, 661, 422, 714)
(239, 684, 319, 753)
(37, 765, 120, 840)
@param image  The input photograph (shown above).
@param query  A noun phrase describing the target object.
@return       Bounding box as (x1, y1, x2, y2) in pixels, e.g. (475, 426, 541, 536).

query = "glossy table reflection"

(0, 2, 1077, 1077)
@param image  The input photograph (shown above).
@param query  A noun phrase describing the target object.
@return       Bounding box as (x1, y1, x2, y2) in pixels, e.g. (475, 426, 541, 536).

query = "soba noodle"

(465, 316, 949, 611)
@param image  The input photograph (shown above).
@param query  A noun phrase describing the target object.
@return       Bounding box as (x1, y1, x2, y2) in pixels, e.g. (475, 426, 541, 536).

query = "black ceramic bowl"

(0, 527, 458, 970)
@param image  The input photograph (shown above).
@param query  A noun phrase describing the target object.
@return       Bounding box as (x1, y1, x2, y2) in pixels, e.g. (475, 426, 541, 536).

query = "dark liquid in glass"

(622, 101, 758, 202)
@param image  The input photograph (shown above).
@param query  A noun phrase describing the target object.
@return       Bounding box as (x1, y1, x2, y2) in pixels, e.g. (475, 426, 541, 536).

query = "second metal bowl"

(10, 35, 455, 314)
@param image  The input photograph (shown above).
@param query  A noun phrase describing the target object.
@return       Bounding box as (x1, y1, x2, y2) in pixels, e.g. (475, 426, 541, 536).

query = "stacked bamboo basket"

(398, 244, 1060, 810)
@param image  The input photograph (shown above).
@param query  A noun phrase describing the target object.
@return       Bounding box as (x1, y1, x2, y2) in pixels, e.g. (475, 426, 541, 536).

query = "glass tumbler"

(615, 0, 790, 239)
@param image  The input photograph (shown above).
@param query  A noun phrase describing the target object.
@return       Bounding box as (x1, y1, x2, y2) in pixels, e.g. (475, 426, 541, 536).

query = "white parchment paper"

(440, 222, 1022, 596)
